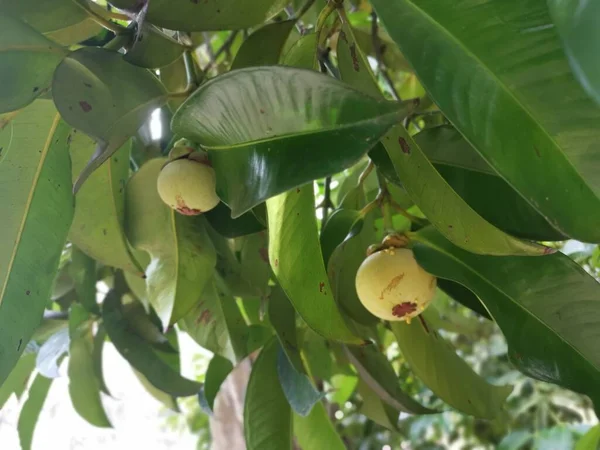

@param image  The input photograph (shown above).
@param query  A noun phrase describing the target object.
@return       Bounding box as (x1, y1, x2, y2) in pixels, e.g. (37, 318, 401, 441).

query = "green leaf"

(0, 351, 36, 409)
(549, 0, 600, 107)
(302, 330, 334, 382)
(575, 425, 600, 450)
(320, 209, 362, 268)
(0, 100, 73, 386)
(336, 12, 550, 256)
(277, 345, 323, 417)
(268, 286, 304, 374)
(0, 15, 66, 113)
(68, 305, 111, 427)
(244, 337, 292, 450)
(172, 66, 412, 217)
(69, 132, 142, 275)
(267, 184, 361, 344)
(108, 0, 287, 31)
(205, 203, 265, 239)
(327, 209, 379, 326)
(69, 247, 100, 315)
(124, 25, 184, 69)
(413, 226, 600, 414)
(180, 276, 249, 365)
(134, 369, 179, 412)
(102, 290, 201, 397)
(231, 20, 296, 70)
(18, 373, 53, 450)
(239, 232, 271, 299)
(124, 159, 217, 327)
(293, 400, 345, 450)
(356, 379, 399, 431)
(344, 345, 435, 415)
(391, 312, 512, 418)
(92, 325, 111, 396)
(371, 0, 600, 242)
(280, 32, 317, 69)
(374, 125, 566, 241)
(199, 355, 233, 415)
(52, 47, 167, 192)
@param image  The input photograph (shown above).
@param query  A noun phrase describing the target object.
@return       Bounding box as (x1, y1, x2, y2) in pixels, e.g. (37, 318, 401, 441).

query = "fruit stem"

(376, 170, 394, 232)
(390, 200, 428, 226)
(357, 161, 374, 188)
(316, 0, 343, 49)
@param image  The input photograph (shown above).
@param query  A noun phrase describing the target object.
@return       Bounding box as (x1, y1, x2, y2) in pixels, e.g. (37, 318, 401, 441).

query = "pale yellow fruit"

(157, 158, 220, 215)
(355, 248, 436, 322)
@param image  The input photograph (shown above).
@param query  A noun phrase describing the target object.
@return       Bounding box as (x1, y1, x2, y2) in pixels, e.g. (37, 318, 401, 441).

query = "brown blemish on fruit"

(379, 274, 404, 299)
(79, 101, 92, 112)
(398, 137, 411, 154)
(391, 302, 417, 318)
(175, 194, 201, 215)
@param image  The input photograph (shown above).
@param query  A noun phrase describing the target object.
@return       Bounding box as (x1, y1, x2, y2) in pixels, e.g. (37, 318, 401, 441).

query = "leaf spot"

(319, 281, 325, 293)
(17, 339, 22, 351)
(350, 44, 360, 71)
(79, 101, 92, 113)
(534, 146, 541, 158)
(25, 290, 30, 296)
(398, 137, 411, 154)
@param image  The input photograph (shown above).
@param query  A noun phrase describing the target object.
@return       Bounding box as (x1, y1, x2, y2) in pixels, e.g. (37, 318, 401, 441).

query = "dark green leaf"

(205, 203, 265, 239)
(244, 337, 292, 450)
(125, 159, 217, 327)
(267, 184, 361, 344)
(413, 226, 600, 411)
(277, 345, 323, 417)
(17, 373, 52, 450)
(302, 330, 333, 382)
(337, 12, 551, 256)
(293, 400, 345, 450)
(0, 101, 73, 386)
(239, 232, 271, 299)
(344, 345, 435, 415)
(320, 209, 362, 267)
(268, 286, 304, 374)
(246, 324, 273, 355)
(69, 132, 143, 275)
(108, 0, 287, 31)
(68, 304, 111, 427)
(124, 25, 184, 68)
(69, 247, 100, 315)
(437, 278, 490, 320)
(92, 325, 111, 396)
(180, 276, 249, 365)
(134, 369, 180, 412)
(231, 20, 296, 70)
(280, 32, 317, 69)
(52, 47, 167, 192)
(172, 66, 412, 216)
(199, 355, 233, 415)
(0, 15, 66, 113)
(391, 311, 512, 418)
(102, 290, 202, 397)
(372, 0, 600, 242)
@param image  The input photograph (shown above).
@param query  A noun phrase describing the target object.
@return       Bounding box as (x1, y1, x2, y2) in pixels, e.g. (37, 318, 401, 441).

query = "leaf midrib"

(417, 237, 600, 374)
(399, 0, 598, 208)
(0, 113, 61, 305)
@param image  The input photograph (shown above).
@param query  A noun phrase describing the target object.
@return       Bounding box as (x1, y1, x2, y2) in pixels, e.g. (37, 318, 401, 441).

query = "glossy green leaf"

(320, 209, 362, 268)
(124, 158, 217, 327)
(371, 0, 600, 242)
(337, 12, 551, 256)
(267, 184, 361, 344)
(52, 47, 167, 192)
(124, 25, 184, 68)
(199, 355, 233, 415)
(391, 311, 511, 418)
(69, 247, 100, 315)
(438, 278, 490, 320)
(102, 290, 201, 397)
(205, 203, 265, 239)
(344, 345, 435, 415)
(172, 66, 412, 217)
(69, 132, 142, 275)
(293, 400, 345, 450)
(240, 232, 271, 299)
(0, 351, 36, 409)
(68, 305, 111, 427)
(575, 425, 600, 450)
(376, 125, 566, 241)
(244, 337, 292, 450)
(0, 100, 73, 386)
(268, 286, 304, 374)
(0, 15, 66, 113)
(231, 20, 296, 70)
(413, 226, 600, 413)
(277, 345, 323, 417)
(108, 0, 286, 31)
(18, 373, 52, 450)
(549, 0, 600, 107)
(327, 209, 378, 326)
(246, 324, 273, 355)
(180, 276, 248, 365)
